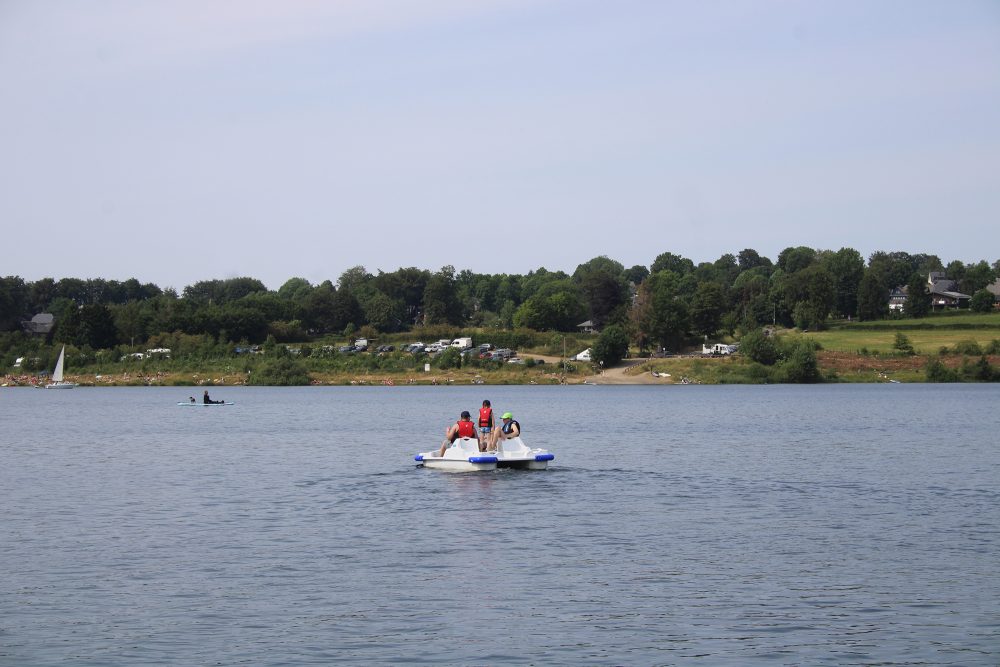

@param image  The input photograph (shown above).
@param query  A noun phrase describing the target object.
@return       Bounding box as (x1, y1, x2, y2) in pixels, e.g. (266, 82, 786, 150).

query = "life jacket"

(502, 419, 520, 435)
(457, 420, 476, 438)
(478, 407, 493, 428)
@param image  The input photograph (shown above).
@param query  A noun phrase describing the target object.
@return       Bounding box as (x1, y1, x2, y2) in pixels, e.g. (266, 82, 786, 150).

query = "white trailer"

(702, 343, 737, 355)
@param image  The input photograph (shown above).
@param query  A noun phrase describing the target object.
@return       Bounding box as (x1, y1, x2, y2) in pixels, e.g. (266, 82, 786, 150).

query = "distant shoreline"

(5, 348, 999, 388)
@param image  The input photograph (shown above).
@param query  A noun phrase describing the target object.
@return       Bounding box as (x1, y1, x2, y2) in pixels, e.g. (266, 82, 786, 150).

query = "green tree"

(690, 282, 726, 337)
(75, 304, 119, 349)
(777, 246, 817, 273)
(422, 266, 463, 325)
(302, 281, 339, 333)
(624, 265, 649, 285)
(573, 257, 629, 327)
(632, 271, 689, 351)
(779, 264, 835, 329)
(373, 267, 430, 325)
(592, 324, 629, 367)
(29, 277, 57, 313)
(0, 276, 29, 331)
(960, 261, 995, 295)
(361, 290, 403, 332)
(739, 328, 778, 365)
(970, 289, 995, 313)
(650, 252, 694, 275)
(904, 274, 931, 318)
(819, 247, 864, 319)
(868, 251, 919, 294)
(737, 248, 771, 272)
(277, 277, 313, 302)
(513, 280, 586, 331)
(857, 270, 888, 321)
(893, 332, 915, 355)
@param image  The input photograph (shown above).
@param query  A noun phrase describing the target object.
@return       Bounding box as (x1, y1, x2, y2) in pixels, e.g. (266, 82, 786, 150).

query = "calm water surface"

(2, 384, 998, 666)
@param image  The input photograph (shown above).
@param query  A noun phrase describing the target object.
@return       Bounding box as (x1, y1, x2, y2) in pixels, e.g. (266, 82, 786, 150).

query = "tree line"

(2, 248, 998, 361)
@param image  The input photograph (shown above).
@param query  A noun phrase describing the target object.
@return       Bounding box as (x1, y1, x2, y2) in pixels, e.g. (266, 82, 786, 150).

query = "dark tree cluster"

(1, 249, 997, 359)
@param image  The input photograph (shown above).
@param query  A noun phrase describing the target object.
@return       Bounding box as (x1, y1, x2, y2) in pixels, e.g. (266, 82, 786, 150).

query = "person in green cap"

(488, 411, 520, 451)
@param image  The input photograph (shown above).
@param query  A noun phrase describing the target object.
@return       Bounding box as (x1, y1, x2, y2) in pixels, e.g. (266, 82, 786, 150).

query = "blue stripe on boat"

(414, 455, 424, 461)
(468, 456, 497, 464)
(534, 453, 555, 461)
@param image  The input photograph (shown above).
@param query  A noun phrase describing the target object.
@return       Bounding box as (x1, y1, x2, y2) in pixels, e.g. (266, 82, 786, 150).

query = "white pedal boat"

(415, 437, 498, 472)
(493, 436, 554, 470)
(415, 436, 554, 471)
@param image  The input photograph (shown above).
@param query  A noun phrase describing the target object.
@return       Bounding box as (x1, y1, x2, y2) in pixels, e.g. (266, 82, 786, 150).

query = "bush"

(250, 357, 311, 385)
(777, 342, 821, 383)
(960, 356, 997, 382)
(892, 332, 915, 355)
(739, 329, 778, 365)
(987, 339, 1000, 355)
(925, 359, 958, 382)
(951, 339, 983, 356)
(434, 347, 462, 370)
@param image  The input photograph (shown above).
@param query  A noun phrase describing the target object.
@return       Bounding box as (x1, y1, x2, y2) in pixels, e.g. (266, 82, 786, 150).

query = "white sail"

(52, 346, 65, 382)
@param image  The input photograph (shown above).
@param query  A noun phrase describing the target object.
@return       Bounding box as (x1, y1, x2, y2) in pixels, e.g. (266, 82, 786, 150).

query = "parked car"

(376, 344, 395, 353)
(338, 345, 357, 353)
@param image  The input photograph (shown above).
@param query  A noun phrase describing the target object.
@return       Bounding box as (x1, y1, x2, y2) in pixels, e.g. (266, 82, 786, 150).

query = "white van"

(450, 337, 473, 350)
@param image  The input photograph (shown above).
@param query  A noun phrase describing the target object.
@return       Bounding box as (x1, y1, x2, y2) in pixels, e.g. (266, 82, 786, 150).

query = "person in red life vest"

(477, 399, 495, 450)
(438, 410, 481, 457)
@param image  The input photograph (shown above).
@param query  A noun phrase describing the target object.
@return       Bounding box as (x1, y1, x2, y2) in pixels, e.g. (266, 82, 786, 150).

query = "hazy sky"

(2, 1, 999, 291)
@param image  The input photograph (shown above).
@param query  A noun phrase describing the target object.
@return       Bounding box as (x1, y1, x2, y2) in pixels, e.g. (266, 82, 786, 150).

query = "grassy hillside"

(803, 312, 1000, 354)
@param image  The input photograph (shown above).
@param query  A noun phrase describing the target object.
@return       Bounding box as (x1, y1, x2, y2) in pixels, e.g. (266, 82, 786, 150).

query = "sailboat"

(45, 345, 78, 389)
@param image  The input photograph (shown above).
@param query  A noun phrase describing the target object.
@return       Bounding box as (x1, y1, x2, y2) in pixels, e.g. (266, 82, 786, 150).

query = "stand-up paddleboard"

(177, 402, 234, 406)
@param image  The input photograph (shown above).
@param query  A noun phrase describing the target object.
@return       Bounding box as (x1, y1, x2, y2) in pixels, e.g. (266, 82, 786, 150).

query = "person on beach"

(477, 399, 495, 451)
(439, 410, 480, 457)
(489, 412, 520, 451)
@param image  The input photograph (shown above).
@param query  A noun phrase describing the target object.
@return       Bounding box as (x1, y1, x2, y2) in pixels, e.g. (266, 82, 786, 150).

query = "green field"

(802, 312, 1000, 354)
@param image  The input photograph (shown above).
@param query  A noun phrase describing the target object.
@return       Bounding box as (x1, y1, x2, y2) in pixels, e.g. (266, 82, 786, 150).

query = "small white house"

(574, 348, 592, 361)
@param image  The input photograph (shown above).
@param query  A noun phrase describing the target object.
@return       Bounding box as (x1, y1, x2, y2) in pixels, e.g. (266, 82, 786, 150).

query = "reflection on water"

(2, 384, 999, 665)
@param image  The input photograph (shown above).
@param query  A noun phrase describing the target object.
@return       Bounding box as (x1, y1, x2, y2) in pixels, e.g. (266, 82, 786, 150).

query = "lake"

(2, 384, 998, 666)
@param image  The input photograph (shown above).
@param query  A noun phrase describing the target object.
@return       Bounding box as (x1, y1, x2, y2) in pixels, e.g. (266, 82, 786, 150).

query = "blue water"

(2, 384, 998, 665)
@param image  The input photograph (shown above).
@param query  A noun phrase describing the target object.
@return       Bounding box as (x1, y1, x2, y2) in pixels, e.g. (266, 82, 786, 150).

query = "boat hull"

(492, 437, 554, 470)
(416, 437, 497, 472)
(45, 382, 78, 389)
(496, 458, 550, 470)
(418, 457, 497, 472)
(177, 402, 234, 406)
